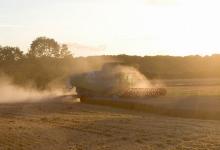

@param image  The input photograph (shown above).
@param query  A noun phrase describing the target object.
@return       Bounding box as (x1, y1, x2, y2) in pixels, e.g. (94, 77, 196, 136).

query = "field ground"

(0, 96, 220, 150)
(1, 79, 220, 150)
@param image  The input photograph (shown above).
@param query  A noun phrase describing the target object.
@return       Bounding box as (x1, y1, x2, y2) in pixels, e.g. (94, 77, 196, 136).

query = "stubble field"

(1, 79, 220, 150)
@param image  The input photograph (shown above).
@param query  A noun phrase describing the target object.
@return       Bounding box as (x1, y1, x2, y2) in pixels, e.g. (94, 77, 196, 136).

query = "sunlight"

(1, 0, 220, 56)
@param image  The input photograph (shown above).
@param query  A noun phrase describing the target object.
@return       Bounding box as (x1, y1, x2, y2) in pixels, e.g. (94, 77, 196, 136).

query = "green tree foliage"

(0, 46, 23, 61)
(1, 53, 220, 89)
(28, 37, 72, 58)
(72, 55, 220, 79)
(60, 44, 72, 58)
(28, 37, 60, 57)
(1, 37, 220, 90)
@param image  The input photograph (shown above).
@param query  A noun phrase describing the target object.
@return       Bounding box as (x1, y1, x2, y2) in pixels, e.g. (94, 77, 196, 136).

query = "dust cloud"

(108, 65, 165, 88)
(72, 56, 118, 74)
(112, 65, 152, 88)
(70, 60, 165, 91)
(0, 76, 69, 104)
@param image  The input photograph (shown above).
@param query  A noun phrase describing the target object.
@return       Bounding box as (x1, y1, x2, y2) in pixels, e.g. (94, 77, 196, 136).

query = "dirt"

(0, 96, 220, 150)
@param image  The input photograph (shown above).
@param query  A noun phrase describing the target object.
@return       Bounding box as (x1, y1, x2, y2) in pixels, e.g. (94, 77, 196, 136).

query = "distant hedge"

(1, 44, 220, 89)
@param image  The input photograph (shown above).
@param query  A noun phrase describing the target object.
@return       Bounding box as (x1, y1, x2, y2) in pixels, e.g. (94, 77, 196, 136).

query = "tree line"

(0, 37, 72, 60)
(74, 54, 220, 79)
(0, 37, 73, 89)
(1, 37, 220, 89)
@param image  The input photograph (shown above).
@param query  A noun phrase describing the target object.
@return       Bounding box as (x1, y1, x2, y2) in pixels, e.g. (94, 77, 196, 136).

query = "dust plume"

(112, 65, 152, 88)
(107, 64, 165, 88)
(72, 56, 118, 74)
(0, 76, 68, 104)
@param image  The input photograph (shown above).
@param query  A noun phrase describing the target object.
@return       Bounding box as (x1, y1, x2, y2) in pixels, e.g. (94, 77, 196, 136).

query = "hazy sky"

(1, 0, 220, 56)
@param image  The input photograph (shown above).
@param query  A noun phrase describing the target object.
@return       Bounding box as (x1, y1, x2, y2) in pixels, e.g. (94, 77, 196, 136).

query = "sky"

(1, 0, 220, 56)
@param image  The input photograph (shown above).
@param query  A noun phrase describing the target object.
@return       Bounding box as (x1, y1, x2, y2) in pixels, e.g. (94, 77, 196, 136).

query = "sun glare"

(1, 0, 220, 56)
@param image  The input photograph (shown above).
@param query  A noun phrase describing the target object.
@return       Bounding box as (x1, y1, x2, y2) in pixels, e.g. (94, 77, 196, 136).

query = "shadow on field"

(81, 95, 220, 120)
(1, 95, 220, 120)
(0, 96, 130, 118)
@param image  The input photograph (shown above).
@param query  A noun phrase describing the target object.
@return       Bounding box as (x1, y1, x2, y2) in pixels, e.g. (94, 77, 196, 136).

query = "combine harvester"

(67, 63, 220, 120)
(68, 62, 167, 110)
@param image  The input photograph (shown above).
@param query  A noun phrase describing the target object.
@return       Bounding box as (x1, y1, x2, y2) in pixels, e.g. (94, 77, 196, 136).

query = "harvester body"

(69, 63, 166, 99)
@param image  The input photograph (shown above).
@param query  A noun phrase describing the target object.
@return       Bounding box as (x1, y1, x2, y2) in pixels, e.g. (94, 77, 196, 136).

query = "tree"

(0, 46, 23, 61)
(59, 44, 72, 58)
(28, 37, 60, 57)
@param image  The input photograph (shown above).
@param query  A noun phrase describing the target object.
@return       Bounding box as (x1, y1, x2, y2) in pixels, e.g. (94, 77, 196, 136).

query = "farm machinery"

(68, 62, 166, 101)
